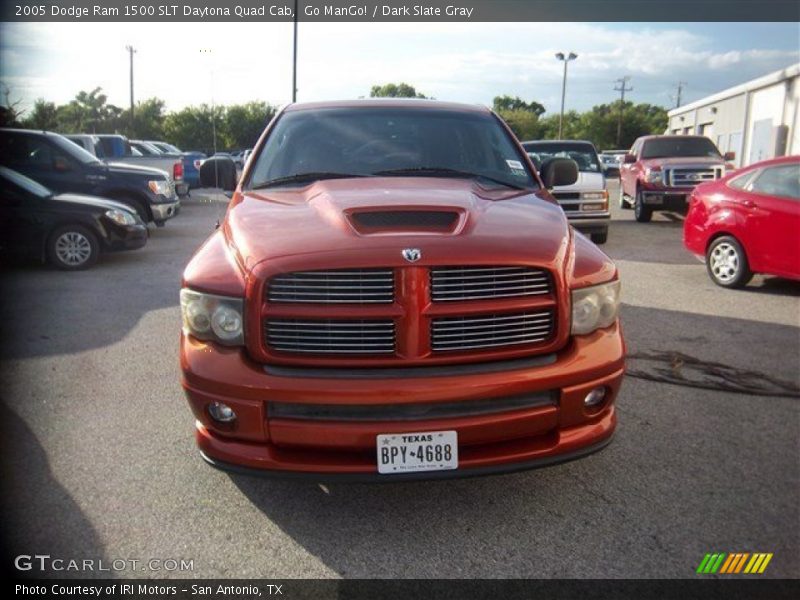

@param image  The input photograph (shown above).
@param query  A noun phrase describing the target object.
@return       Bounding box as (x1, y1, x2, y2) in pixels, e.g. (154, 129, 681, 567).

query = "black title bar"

(2, 0, 798, 22)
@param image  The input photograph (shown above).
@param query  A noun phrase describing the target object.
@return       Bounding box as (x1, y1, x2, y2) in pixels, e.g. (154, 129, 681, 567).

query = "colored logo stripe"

(698, 552, 773, 574)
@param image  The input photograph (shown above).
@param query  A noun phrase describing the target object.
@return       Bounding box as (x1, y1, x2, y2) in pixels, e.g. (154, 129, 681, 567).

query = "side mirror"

(53, 156, 72, 172)
(539, 157, 578, 189)
(623, 153, 636, 164)
(199, 156, 237, 192)
(723, 151, 736, 161)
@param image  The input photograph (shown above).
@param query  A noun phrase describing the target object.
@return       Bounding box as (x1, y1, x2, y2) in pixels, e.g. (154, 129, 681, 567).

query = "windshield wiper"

(373, 167, 528, 190)
(251, 172, 368, 189)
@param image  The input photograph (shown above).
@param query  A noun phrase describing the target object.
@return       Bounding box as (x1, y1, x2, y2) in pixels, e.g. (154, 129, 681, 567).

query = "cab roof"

(283, 98, 491, 114)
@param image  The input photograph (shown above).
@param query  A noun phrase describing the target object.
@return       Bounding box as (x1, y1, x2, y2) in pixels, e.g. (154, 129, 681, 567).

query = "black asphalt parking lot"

(1, 181, 798, 579)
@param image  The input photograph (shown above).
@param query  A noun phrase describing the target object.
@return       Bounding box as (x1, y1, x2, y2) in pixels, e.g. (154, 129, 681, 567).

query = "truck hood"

(551, 171, 605, 193)
(52, 193, 141, 214)
(639, 156, 724, 168)
(224, 177, 570, 273)
(101, 161, 168, 179)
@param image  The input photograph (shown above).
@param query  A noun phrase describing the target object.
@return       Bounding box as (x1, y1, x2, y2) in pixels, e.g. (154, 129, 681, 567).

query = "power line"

(614, 76, 633, 147)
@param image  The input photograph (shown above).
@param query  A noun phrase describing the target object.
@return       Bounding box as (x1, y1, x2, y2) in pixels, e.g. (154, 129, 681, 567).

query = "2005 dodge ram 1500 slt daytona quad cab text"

(180, 100, 626, 481)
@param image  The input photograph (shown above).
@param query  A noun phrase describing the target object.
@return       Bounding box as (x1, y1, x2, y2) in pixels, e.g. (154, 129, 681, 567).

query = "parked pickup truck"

(620, 135, 734, 222)
(523, 140, 611, 244)
(180, 99, 625, 481)
(66, 133, 188, 197)
(0, 129, 180, 226)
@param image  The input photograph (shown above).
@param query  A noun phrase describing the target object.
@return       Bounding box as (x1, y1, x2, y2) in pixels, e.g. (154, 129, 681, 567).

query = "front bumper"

(151, 199, 181, 221)
(640, 188, 691, 211)
(181, 323, 625, 480)
(104, 223, 148, 251)
(568, 212, 611, 234)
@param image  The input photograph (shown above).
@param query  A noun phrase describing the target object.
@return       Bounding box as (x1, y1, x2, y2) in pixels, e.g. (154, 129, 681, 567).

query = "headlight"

(147, 179, 171, 195)
(571, 280, 621, 335)
(105, 208, 137, 226)
(644, 168, 662, 183)
(581, 191, 608, 201)
(180, 289, 244, 346)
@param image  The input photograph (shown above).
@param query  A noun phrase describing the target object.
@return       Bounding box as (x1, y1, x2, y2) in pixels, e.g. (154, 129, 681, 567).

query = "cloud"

(0, 21, 797, 115)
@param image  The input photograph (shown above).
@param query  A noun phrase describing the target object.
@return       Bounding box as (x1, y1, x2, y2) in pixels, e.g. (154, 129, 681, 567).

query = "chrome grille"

(430, 266, 551, 301)
(431, 311, 554, 352)
(267, 269, 394, 304)
(265, 319, 395, 354)
(667, 167, 723, 187)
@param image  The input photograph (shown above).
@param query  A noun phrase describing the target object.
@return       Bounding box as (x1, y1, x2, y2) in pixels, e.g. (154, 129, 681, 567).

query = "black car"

(0, 129, 180, 226)
(0, 167, 147, 270)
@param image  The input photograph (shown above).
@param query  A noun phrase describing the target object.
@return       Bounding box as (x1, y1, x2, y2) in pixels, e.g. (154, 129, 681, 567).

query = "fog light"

(208, 401, 236, 423)
(584, 387, 607, 408)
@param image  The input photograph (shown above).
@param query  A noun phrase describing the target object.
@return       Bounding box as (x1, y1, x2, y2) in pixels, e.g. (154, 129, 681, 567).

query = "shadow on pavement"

(0, 400, 107, 579)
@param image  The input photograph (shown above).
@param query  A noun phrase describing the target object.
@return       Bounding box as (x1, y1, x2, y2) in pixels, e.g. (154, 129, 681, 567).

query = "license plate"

(644, 195, 664, 205)
(376, 430, 458, 474)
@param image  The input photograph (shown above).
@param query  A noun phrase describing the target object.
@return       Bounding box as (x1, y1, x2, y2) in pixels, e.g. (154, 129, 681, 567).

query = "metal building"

(667, 63, 799, 167)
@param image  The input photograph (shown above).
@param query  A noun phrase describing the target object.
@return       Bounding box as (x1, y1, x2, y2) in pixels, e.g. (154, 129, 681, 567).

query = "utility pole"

(292, 0, 298, 102)
(674, 81, 687, 108)
(555, 52, 577, 139)
(125, 45, 136, 135)
(614, 76, 633, 147)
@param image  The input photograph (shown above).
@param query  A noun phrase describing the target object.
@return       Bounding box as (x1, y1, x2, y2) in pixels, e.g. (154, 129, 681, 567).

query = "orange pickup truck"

(180, 100, 625, 481)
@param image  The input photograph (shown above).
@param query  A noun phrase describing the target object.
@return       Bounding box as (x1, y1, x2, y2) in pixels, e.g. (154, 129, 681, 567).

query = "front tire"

(634, 190, 653, 223)
(47, 225, 99, 270)
(706, 236, 753, 289)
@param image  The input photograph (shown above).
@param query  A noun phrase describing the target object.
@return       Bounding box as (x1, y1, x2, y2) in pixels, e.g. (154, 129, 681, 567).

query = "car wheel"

(706, 236, 753, 289)
(114, 195, 149, 223)
(591, 231, 608, 244)
(47, 225, 99, 270)
(634, 190, 653, 223)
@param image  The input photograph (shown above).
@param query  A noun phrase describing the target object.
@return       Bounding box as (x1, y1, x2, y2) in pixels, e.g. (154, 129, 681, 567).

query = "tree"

(370, 83, 428, 99)
(497, 110, 546, 141)
(120, 97, 167, 140)
(163, 104, 226, 152)
(492, 95, 545, 117)
(223, 101, 276, 149)
(22, 99, 59, 130)
(0, 81, 24, 126)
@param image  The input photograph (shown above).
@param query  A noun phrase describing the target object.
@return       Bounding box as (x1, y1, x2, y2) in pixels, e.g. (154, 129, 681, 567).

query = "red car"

(180, 100, 625, 481)
(684, 155, 800, 288)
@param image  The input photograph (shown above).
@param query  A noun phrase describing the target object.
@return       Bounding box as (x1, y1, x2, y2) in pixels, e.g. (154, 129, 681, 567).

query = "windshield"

(51, 134, 100, 164)
(641, 137, 722, 159)
(248, 107, 536, 189)
(0, 165, 52, 198)
(523, 142, 601, 173)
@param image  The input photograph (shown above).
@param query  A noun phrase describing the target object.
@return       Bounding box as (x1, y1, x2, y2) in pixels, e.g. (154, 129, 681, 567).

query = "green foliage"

(370, 83, 428, 99)
(492, 95, 545, 117)
(224, 101, 276, 149)
(495, 109, 545, 141)
(163, 104, 224, 152)
(121, 97, 167, 140)
(22, 100, 59, 130)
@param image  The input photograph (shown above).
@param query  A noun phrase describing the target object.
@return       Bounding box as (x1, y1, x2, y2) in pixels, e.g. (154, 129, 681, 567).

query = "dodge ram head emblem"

(402, 248, 422, 263)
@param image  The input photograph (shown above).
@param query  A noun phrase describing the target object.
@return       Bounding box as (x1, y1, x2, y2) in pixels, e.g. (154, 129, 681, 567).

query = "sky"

(0, 21, 798, 116)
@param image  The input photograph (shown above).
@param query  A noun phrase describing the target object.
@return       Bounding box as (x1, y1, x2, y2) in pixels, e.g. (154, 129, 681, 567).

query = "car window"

(749, 164, 800, 200)
(640, 137, 722, 159)
(727, 170, 758, 190)
(522, 142, 600, 173)
(249, 107, 536, 189)
(0, 134, 55, 168)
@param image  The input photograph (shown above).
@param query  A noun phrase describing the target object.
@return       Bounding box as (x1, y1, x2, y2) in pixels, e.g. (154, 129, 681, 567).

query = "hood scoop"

(348, 209, 462, 234)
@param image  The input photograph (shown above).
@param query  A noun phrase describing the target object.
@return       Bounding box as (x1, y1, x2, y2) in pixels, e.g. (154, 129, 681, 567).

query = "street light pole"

(555, 52, 577, 139)
(292, 0, 298, 102)
(125, 45, 136, 135)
